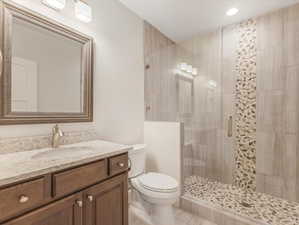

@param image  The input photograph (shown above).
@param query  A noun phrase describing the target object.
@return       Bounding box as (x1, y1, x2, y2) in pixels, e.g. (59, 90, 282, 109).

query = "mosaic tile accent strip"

(184, 176, 299, 225)
(0, 129, 99, 154)
(234, 19, 257, 190)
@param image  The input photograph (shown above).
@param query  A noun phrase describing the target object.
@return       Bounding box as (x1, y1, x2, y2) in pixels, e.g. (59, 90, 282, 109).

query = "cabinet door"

(85, 173, 128, 225)
(3, 193, 83, 225)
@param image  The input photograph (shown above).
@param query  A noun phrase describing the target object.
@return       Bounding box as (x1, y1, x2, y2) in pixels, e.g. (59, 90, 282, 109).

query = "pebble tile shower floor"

(183, 176, 299, 225)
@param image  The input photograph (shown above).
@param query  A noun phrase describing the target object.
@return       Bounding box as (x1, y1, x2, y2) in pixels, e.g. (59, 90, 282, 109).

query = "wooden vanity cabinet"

(3, 193, 83, 225)
(84, 174, 128, 225)
(0, 153, 129, 225)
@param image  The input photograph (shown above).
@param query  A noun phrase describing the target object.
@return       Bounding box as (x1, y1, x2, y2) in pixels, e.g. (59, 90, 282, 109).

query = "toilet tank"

(128, 144, 146, 178)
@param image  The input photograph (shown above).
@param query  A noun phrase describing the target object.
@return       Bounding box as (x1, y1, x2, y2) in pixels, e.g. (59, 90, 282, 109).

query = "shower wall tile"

(221, 25, 238, 185)
(234, 19, 257, 190)
(256, 174, 265, 193)
(297, 143, 299, 202)
(144, 21, 177, 122)
(285, 66, 299, 112)
(256, 91, 284, 133)
(256, 9, 284, 51)
(256, 47, 285, 92)
(177, 27, 235, 184)
(145, 2, 299, 203)
(264, 175, 284, 197)
(256, 5, 299, 202)
(284, 4, 299, 67)
(256, 132, 276, 175)
(182, 143, 193, 181)
(282, 134, 297, 201)
(144, 22, 195, 185)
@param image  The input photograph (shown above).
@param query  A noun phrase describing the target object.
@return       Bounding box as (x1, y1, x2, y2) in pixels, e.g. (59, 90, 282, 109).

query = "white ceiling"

(119, 0, 299, 42)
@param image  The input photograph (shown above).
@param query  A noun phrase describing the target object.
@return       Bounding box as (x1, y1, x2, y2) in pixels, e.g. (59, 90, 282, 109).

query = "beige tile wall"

(144, 22, 177, 122)
(177, 29, 234, 184)
(144, 2, 299, 203)
(256, 5, 299, 201)
(143, 22, 194, 181)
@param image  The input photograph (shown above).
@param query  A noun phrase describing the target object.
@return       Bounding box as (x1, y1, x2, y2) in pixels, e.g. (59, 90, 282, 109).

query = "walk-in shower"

(144, 3, 299, 225)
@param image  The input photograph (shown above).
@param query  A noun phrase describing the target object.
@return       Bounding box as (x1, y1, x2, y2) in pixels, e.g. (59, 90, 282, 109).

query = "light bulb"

(42, 0, 66, 10)
(75, 0, 92, 23)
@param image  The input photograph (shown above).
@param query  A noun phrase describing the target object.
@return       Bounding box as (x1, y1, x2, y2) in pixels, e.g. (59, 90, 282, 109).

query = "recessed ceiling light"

(226, 8, 239, 16)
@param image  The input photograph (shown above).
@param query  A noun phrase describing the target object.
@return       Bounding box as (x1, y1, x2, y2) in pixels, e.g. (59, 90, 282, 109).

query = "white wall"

(144, 121, 182, 192)
(0, 0, 144, 144)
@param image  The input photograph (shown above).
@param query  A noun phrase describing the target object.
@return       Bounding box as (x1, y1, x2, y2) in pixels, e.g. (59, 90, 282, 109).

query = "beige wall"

(0, 0, 144, 144)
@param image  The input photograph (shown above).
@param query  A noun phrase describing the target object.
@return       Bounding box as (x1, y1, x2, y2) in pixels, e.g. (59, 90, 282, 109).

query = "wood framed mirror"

(0, 1, 93, 125)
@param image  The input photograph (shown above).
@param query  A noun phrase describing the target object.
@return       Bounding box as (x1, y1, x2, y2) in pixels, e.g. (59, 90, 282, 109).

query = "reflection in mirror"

(11, 17, 84, 113)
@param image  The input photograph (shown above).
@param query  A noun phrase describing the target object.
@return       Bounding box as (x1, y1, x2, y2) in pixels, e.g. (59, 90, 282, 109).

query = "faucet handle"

(53, 124, 64, 136)
(58, 129, 64, 137)
(53, 124, 59, 132)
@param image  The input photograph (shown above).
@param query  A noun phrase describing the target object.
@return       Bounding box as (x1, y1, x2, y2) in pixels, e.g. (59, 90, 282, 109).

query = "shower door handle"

(0, 49, 2, 78)
(228, 116, 233, 137)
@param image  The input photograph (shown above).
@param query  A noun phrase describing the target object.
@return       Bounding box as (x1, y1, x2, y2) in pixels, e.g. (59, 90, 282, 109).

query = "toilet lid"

(138, 173, 178, 193)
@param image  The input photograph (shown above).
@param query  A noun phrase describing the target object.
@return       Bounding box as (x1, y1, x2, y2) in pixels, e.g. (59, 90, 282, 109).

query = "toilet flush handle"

(128, 158, 132, 171)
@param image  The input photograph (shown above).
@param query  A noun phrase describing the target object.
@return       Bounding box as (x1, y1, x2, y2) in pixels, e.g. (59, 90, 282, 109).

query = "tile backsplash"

(0, 129, 99, 154)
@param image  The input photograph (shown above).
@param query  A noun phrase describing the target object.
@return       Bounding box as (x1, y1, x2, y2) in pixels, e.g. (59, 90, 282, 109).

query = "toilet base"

(130, 190, 176, 225)
(152, 205, 175, 225)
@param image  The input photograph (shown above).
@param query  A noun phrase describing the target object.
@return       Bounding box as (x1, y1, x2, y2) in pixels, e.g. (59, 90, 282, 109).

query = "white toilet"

(129, 144, 180, 225)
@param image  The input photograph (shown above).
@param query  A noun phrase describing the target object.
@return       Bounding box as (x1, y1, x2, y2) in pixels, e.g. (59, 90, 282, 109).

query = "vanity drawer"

(0, 178, 47, 221)
(109, 154, 128, 176)
(53, 160, 108, 197)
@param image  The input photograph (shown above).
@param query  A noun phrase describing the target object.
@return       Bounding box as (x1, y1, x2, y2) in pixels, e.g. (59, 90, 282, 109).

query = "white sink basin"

(31, 147, 94, 160)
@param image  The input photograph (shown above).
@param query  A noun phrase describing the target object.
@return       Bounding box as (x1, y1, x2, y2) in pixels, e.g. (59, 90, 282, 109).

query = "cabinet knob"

(76, 200, 83, 208)
(118, 162, 125, 168)
(19, 195, 29, 203)
(87, 195, 93, 202)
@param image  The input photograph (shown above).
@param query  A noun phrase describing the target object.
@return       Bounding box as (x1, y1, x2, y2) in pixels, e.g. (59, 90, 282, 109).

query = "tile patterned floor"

(184, 176, 299, 225)
(129, 205, 217, 225)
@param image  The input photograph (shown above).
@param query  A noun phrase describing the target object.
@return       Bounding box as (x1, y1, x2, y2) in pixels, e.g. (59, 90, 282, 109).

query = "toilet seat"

(130, 172, 180, 206)
(137, 172, 178, 193)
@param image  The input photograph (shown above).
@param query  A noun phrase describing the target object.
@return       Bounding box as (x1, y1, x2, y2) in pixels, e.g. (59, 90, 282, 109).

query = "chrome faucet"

(52, 124, 64, 148)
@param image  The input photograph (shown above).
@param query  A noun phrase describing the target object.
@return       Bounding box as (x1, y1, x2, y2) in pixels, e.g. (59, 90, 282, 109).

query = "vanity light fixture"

(176, 63, 198, 79)
(207, 80, 217, 89)
(42, 0, 66, 10)
(187, 65, 193, 73)
(75, 0, 92, 23)
(226, 8, 239, 16)
(192, 68, 198, 76)
(180, 63, 188, 71)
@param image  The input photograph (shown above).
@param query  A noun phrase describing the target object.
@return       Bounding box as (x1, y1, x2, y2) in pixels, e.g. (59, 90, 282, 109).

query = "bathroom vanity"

(0, 141, 130, 225)
(0, 1, 129, 225)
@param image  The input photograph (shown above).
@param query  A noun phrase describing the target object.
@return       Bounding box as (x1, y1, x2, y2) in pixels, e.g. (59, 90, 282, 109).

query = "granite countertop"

(0, 140, 131, 187)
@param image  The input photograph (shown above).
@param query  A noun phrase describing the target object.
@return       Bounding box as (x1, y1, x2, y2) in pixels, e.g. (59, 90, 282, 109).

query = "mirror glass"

(11, 17, 84, 113)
